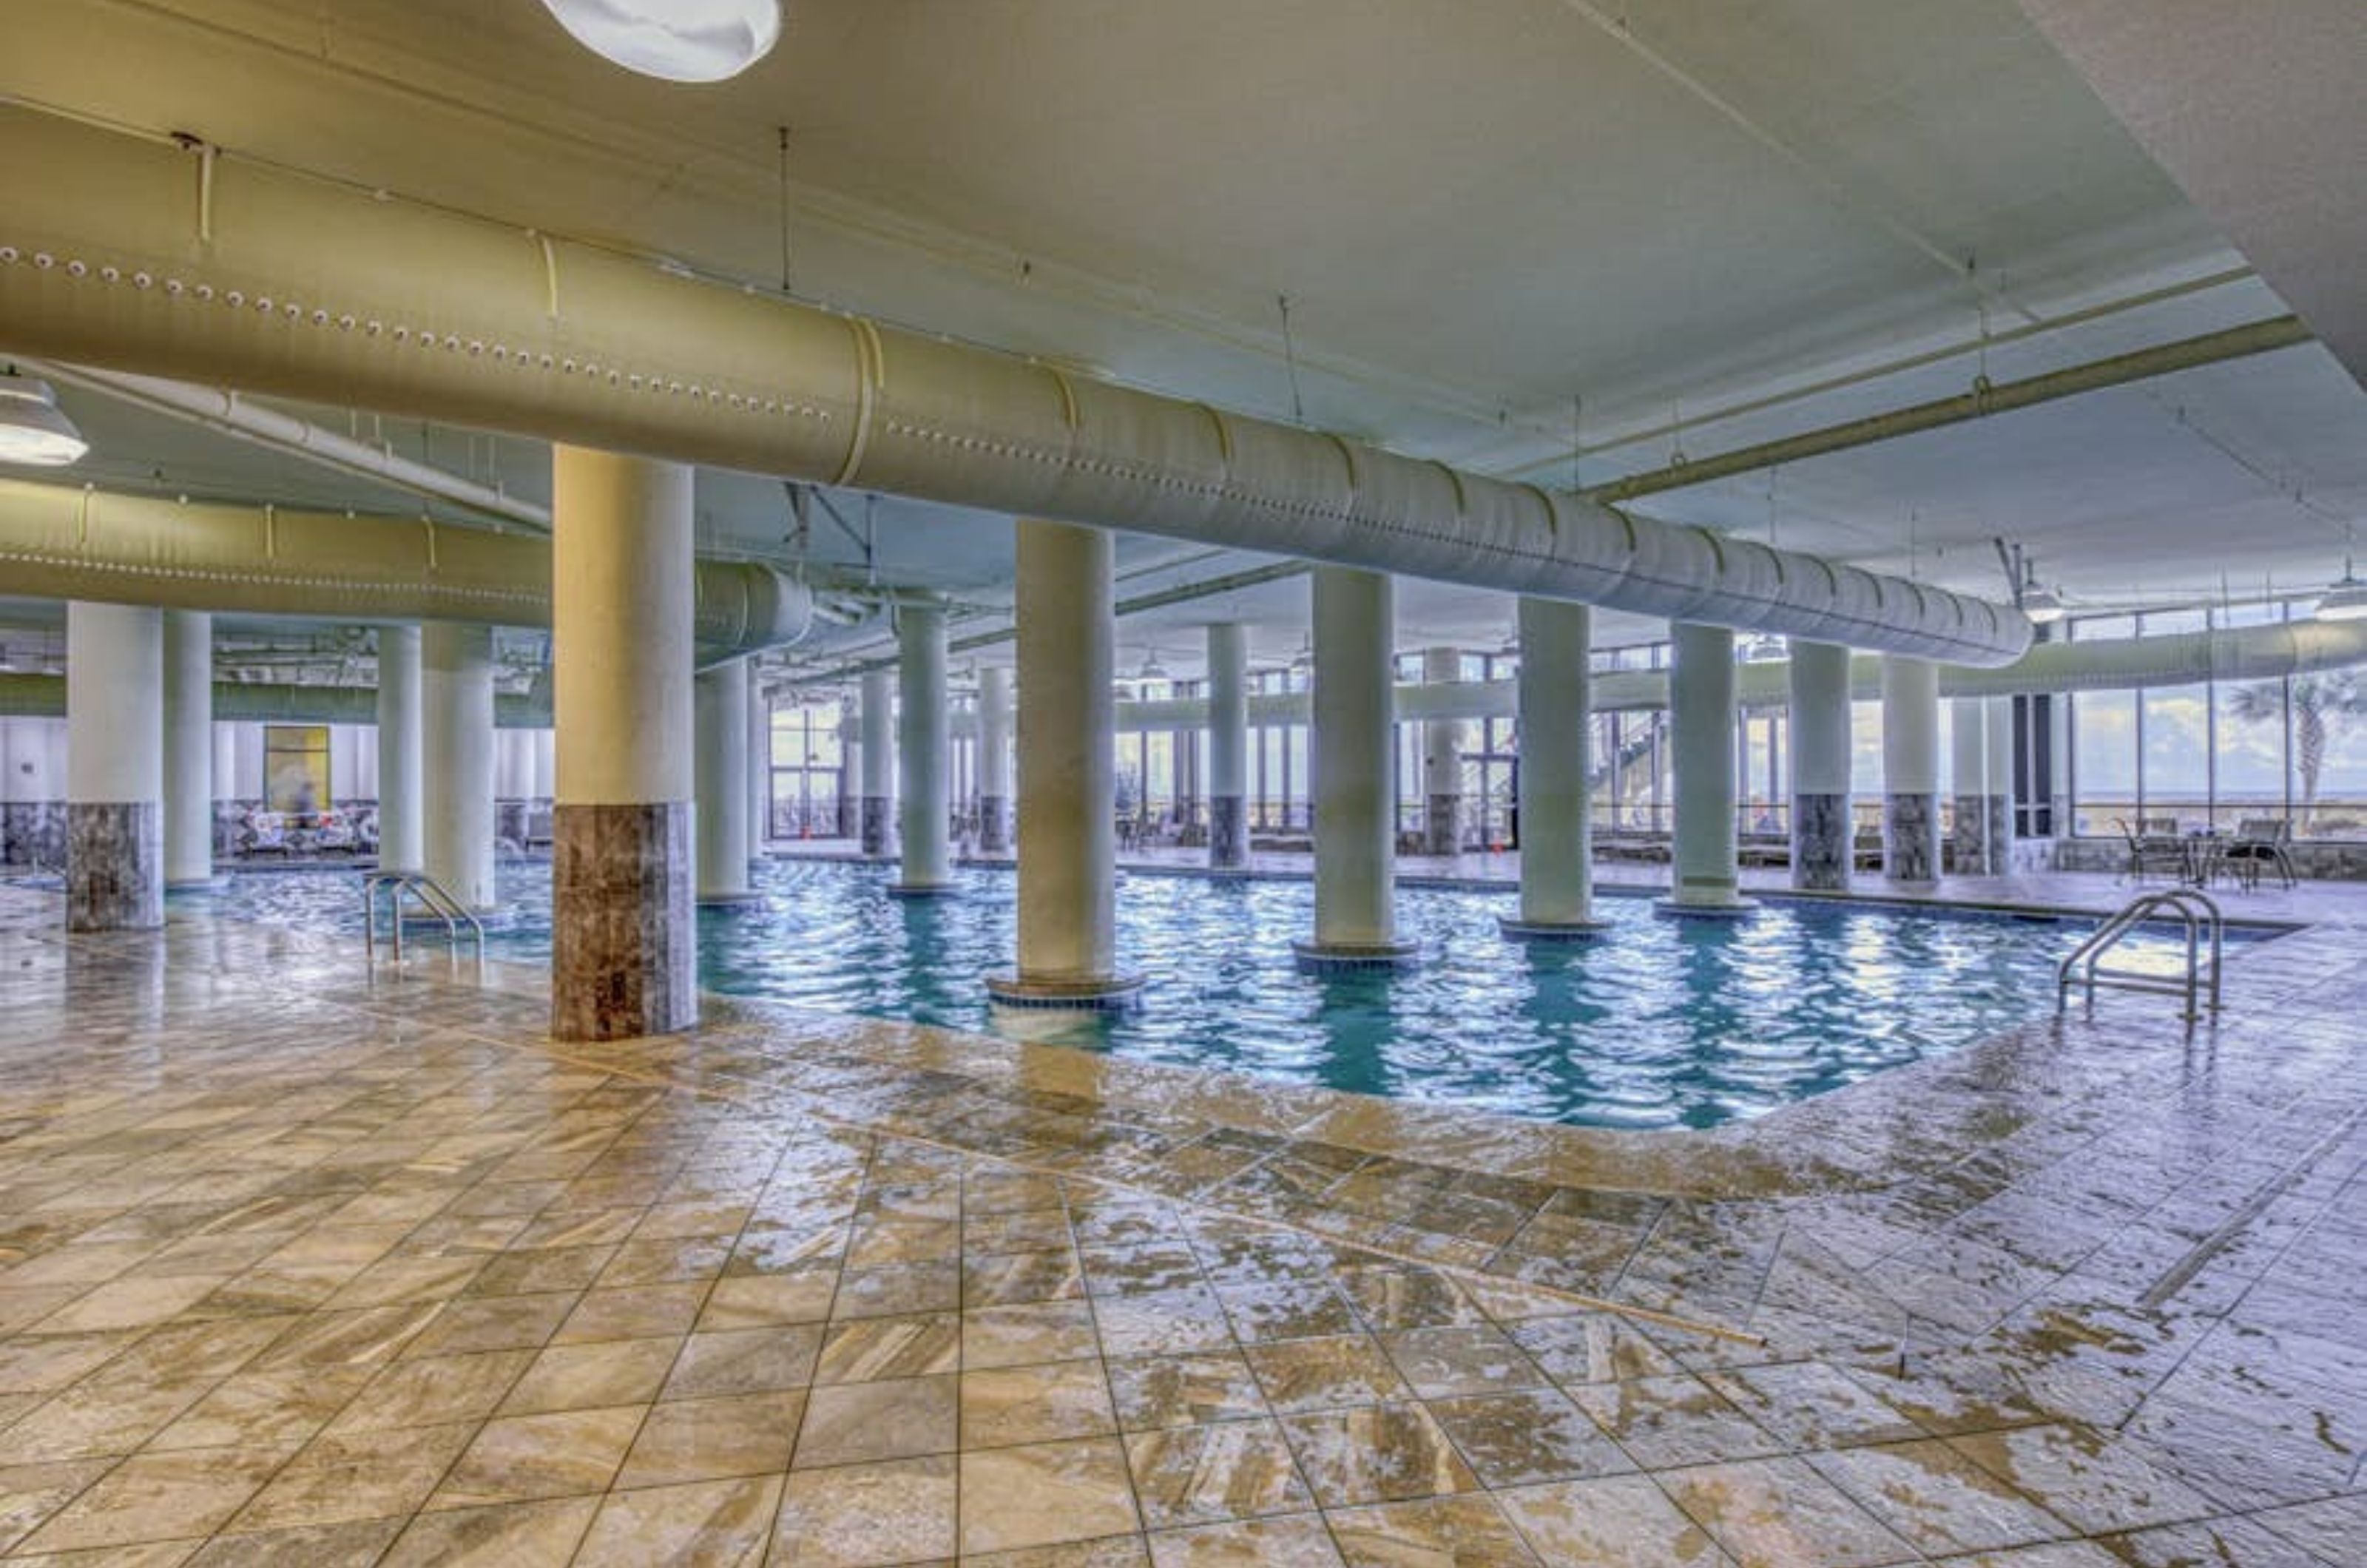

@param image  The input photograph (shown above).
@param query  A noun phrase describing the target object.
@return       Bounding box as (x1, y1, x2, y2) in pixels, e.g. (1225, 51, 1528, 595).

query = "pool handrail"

(362, 870, 484, 964)
(2057, 887, 2222, 1022)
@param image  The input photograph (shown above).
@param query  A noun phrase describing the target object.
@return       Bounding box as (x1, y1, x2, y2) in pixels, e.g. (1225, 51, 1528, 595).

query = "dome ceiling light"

(2315, 539, 2367, 622)
(0, 374, 87, 467)
(538, 0, 781, 84)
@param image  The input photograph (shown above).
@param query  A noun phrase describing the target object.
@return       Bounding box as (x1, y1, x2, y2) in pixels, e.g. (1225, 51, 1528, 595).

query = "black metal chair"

(2220, 818, 2297, 891)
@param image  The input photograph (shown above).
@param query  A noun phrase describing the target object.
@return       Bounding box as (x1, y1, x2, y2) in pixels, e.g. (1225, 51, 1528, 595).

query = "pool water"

(189, 859, 2233, 1131)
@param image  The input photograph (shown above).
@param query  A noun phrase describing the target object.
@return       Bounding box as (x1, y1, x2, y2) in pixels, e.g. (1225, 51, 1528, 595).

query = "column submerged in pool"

(696, 656, 757, 905)
(1295, 566, 1419, 967)
(1421, 644, 1465, 856)
(66, 600, 163, 931)
(376, 624, 424, 874)
(976, 665, 1013, 856)
(1503, 597, 1611, 939)
(858, 666, 894, 860)
(1659, 621, 1756, 917)
(987, 518, 1143, 1012)
(422, 621, 496, 914)
(549, 445, 697, 1041)
(891, 596, 956, 897)
(1788, 638, 1854, 892)
(1205, 621, 1249, 871)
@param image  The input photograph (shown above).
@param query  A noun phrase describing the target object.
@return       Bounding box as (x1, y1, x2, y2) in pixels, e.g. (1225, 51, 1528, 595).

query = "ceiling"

(3, 0, 2363, 684)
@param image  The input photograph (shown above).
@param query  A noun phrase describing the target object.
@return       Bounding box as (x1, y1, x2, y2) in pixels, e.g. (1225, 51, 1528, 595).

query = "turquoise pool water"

(188, 859, 2238, 1131)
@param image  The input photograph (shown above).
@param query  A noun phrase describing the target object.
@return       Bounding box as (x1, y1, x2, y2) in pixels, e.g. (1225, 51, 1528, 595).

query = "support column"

(66, 601, 163, 930)
(859, 668, 894, 859)
(1295, 567, 1419, 966)
(891, 601, 955, 896)
(977, 666, 1013, 855)
(162, 609, 214, 889)
(550, 446, 697, 1040)
(1951, 695, 1992, 875)
(376, 626, 423, 871)
(1503, 598, 1609, 938)
(1660, 622, 1754, 916)
(987, 520, 1141, 1010)
(1206, 623, 1250, 871)
(695, 658, 757, 904)
(422, 623, 496, 913)
(1788, 640, 1854, 891)
(1421, 646, 1464, 856)
(1985, 695, 2017, 873)
(747, 677, 770, 850)
(1882, 655, 1941, 885)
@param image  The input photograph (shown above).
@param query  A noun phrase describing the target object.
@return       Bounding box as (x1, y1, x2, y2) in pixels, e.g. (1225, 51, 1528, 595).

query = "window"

(769, 700, 843, 838)
(263, 725, 331, 816)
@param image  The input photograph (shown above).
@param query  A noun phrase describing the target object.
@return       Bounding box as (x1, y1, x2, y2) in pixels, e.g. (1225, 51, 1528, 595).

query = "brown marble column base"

(551, 801, 696, 1042)
(976, 796, 1011, 856)
(1208, 795, 1249, 871)
(67, 801, 162, 932)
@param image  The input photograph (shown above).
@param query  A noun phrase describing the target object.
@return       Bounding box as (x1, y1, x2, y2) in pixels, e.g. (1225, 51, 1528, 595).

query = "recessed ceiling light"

(540, 0, 780, 84)
(0, 375, 87, 467)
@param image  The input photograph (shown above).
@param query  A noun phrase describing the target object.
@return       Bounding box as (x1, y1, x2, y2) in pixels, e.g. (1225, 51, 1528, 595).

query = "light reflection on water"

(189, 860, 2229, 1131)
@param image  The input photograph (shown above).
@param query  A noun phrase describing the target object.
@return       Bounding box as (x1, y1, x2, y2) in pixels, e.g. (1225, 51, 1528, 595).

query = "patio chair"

(2115, 818, 2187, 883)
(2220, 818, 2297, 892)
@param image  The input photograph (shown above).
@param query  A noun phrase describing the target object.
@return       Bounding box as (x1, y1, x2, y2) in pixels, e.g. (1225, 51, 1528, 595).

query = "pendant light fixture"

(539, 0, 781, 84)
(0, 374, 87, 467)
(2314, 532, 2367, 621)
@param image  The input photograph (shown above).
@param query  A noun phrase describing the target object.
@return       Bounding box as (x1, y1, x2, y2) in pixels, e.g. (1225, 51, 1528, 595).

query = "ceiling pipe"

(0, 107, 2028, 666)
(1583, 316, 2312, 506)
(1092, 617, 2367, 732)
(24, 359, 554, 532)
(0, 477, 814, 659)
(0, 670, 549, 727)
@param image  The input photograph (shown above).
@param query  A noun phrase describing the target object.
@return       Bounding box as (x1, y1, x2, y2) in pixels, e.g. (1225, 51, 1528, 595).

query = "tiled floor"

(0, 870, 2361, 1564)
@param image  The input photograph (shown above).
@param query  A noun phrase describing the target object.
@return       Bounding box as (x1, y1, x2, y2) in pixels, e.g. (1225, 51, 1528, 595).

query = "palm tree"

(2222, 671, 2367, 828)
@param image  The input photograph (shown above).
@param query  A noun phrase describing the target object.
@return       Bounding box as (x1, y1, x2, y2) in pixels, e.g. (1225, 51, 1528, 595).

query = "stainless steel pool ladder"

(2057, 888, 2222, 1022)
(362, 871, 484, 963)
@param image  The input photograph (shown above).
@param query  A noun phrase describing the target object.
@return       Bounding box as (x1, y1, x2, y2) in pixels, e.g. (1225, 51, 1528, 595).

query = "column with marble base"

(1882, 655, 1941, 885)
(1206, 622, 1250, 871)
(162, 609, 217, 890)
(976, 666, 1013, 856)
(1950, 695, 1993, 874)
(1421, 645, 1465, 856)
(66, 601, 163, 931)
(1787, 639, 1854, 891)
(1297, 567, 1419, 967)
(988, 520, 1143, 1011)
(891, 598, 956, 896)
(695, 657, 758, 905)
(1502, 598, 1611, 939)
(1985, 695, 2016, 871)
(376, 625, 424, 873)
(550, 446, 697, 1041)
(858, 668, 894, 860)
(422, 623, 497, 912)
(1658, 621, 1755, 917)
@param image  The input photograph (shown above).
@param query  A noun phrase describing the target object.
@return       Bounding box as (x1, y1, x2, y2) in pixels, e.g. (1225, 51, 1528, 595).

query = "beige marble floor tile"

(180, 1515, 408, 1566)
(0, 1374, 223, 1463)
(1809, 1438, 2078, 1556)
(1274, 1403, 1476, 1507)
(1107, 1352, 1269, 1431)
(553, 1283, 709, 1345)
(1948, 1422, 2220, 1536)
(965, 1250, 1087, 1308)
(661, 1323, 823, 1400)
(1661, 1456, 1921, 1568)
(794, 1373, 959, 1468)
(1493, 1473, 1730, 1565)
(1145, 1512, 1345, 1568)
(33, 1273, 229, 1334)
(699, 1268, 838, 1330)
(959, 1436, 1142, 1556)
(0, 1458, 116, 1554)
(816, 1311, 961, 1383)
(428, 1404, 646, 1509)
(499, 1334, 683, 1415)
(1244, 1335, 1411, 1413)
(1124, 1417, 1310, 1530)
(618, 1388, 804, 1487)
(1377, 1324, 1547, 1399)
(1425, 1388, 1635, 1487)
(14, 1443, 293, 1555)
(1324, 1494, 1541, 1567)
(229, 1419, 479, 1532)
(771, 1453, 958, 1567)
(573, 1473, 780, 1567)
(963, 1300, 1101, 1370)
(962, 1359, 1118, 1449)
(376, 1494, 600, 1567)
(1567, 1373, 1786, 1470)
(324, 1348, 533, 1433)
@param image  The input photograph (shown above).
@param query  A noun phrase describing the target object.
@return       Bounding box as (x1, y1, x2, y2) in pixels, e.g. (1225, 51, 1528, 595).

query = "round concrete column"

(976, 666, 1013, 855)
(66, 601, 163, 930)
(695, 658, 756, 904)
(1205, 623, 1250, 871)
(988, 519, 1141, 1010)
(376, 626, 424, 872)
(1786, 640, 1854, 891)
(1296, 567, 1418, 967)
(1985, 695, 2016, 871)
(1421, 645, 1465, 856)
(550, 445, 697, 1040)
(1950, 695, 1992, 875)
(162, 609, 214, 889)
(422, 622, 496, 913)
(1504, 598, 1609, 939)
(1661, 622, 1754, 916)
(859, 667, 894, 859)
(746, 677, 769, 849)
(892, 600, 955, 896)
(1881, 655, 1941, 885)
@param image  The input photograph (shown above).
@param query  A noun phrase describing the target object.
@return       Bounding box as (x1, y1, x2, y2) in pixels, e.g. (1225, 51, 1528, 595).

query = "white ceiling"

(4, 0, 2363, 683)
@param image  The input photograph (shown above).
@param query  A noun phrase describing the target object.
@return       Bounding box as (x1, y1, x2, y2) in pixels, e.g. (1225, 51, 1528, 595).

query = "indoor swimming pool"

(191, 860, 2241, 1131)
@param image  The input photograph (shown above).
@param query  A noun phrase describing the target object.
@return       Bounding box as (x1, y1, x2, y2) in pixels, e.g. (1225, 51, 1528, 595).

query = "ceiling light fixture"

(2020, 584, 2067, 626)
(1138, 648, 1169, 680)
(0, 374, 87, 467)
(2315, 552, 2367, 622)
(538, 0, 780, 84)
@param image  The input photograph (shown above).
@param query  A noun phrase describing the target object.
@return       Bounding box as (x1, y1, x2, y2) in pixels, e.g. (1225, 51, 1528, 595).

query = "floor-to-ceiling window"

(768, 699, 843, 839)
(1250, 666, 1310, 832)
